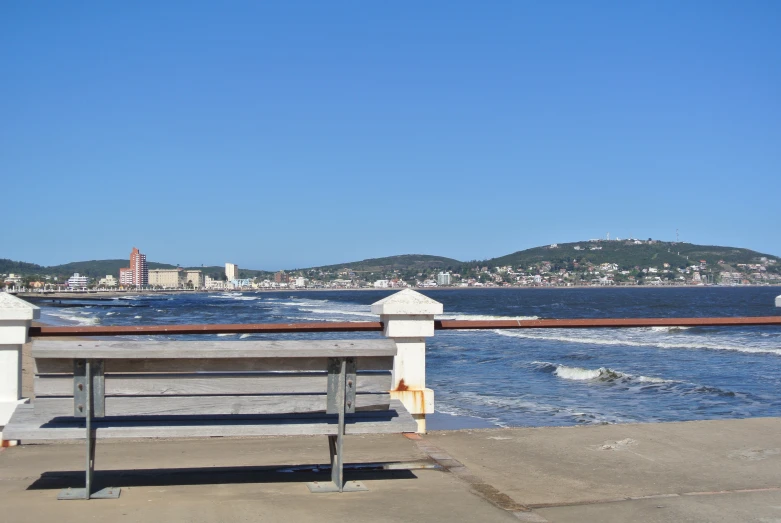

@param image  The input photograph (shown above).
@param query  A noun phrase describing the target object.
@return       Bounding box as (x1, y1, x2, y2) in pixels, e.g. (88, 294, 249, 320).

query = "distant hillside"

(47, 259, 177, 279)
(0, 259, 44, 274)
(2, 241, 778, 282)
(484, 241, 779, 271)
(303, 254, 464, 273)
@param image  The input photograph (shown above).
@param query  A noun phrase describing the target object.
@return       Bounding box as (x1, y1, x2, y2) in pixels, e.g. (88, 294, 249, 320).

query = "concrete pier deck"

(1, 417, 780, 522)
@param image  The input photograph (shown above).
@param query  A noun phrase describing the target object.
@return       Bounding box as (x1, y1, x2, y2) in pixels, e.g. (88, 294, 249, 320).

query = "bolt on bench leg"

(58, 360, 119, 500)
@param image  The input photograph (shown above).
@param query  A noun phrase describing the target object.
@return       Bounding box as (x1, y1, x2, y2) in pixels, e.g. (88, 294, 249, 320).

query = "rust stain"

(395, 379, 410, 391)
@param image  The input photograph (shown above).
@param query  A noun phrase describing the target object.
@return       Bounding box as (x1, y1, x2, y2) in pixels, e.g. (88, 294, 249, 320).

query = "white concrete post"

(371, 289, 443, 433)
(0, 293, 39, 441)
(776, 295, 781, 308)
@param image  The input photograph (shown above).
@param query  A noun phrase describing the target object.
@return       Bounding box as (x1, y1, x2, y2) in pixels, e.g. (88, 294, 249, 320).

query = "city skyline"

(2, 2, 779, 269)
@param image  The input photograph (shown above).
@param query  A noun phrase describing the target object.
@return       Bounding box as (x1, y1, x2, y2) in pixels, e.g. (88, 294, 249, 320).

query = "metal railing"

(28, 316, 781, 337)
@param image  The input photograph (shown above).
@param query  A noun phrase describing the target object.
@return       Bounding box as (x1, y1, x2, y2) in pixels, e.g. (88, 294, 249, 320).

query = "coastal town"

(2, 239, 779, 293)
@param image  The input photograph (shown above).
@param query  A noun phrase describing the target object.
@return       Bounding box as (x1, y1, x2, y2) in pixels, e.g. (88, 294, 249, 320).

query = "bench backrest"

(32, 339, 395, 420)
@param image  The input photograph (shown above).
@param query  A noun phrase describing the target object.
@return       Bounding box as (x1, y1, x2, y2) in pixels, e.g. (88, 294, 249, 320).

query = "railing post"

(0, 293, 40, 443)
(371, 289, 442, 434)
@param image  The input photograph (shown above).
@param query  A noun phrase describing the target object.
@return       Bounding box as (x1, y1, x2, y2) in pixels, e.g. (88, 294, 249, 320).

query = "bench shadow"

(26, 462, 420, 491)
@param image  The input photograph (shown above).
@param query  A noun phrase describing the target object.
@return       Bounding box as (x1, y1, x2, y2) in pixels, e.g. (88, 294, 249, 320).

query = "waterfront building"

(274, 271, 288, 283)
(437, 272, 452, 286)
(183, 270, 203, 289)
(130, 247, 148, 287)
(98, 275, 118, 287)
(373, 280, 389, 288)
(119, 267, 134, 286)
(226, 263, 238, 281)
(4, 274, 23, 287)
(67, 273, 89, 290)
(205, 275, 226, 290)
(149, 269, 181, 288)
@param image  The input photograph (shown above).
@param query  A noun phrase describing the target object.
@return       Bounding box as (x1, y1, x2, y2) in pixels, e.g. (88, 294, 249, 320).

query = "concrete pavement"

(1, 417, 780, 522)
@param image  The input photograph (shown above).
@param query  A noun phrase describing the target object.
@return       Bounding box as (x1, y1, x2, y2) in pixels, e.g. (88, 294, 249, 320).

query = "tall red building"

(119, 247, 148, 287)
(130, 247, 148, 286)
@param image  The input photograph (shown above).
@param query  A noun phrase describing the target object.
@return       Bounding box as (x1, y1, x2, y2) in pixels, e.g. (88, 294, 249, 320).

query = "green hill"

(0, 259, 44, 274)
(484, 241, 779, 272)
(46, 259, 177, 279)
(302, 254, 464, 274)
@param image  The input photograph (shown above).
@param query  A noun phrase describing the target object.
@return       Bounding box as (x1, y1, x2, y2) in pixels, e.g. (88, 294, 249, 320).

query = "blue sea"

(38, 287, 781, 429)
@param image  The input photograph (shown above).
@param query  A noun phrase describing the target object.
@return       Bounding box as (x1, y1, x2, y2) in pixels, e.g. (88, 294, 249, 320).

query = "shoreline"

(14, 283, 781, 301)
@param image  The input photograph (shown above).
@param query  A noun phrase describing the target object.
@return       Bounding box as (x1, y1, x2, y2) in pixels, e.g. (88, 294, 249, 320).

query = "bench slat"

(32, 339, 396, 359)
(35, 372, 392, 396)
(3, 402, 417, 440)
(34, 394, 391, 418)
(35, 356, 394, 374)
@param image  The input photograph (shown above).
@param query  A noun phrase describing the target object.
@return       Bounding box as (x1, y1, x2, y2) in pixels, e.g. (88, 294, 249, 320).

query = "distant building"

(4, 274, 23, 287)
(183, 270, 203, 289)
(149, 269, 181, 288)
(373, 280, 389, 288)
(436, 272, 452, 286)
(294, 277, 307, 288)
(119, 267, 134, 286)
(120, 247, 148, 287)
(226, 263, 239, 281)
(67, 273, 89, 289)
(98, 275, 118, 287)
(274, 271, 288, 283)
(131, 247, 148, 286)
(205, 275, 226, 290)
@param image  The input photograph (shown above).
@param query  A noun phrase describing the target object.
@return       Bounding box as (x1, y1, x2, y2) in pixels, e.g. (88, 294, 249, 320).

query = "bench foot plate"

(57, 487, 121, 500)
(306, 481, 368, 493)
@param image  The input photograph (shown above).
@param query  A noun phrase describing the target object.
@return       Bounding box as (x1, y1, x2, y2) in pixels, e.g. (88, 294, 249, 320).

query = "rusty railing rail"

(27, 316, 781, 337)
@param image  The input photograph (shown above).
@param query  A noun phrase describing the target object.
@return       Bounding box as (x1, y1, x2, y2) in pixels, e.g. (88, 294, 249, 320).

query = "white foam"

(105, 312, 116, 316)
(298, 308, 378, 318)
(532, 361, 677, 385)
(217, 333, 236, 337)
(494, 329, 781, 357)
(134, 315, 142, 319)
(45, 310, 101, 326)
(554, 365, 606, 381)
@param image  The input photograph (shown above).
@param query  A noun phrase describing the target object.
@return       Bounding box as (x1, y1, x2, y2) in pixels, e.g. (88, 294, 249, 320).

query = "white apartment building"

(437, 272, 452, 286)
(225, 263, 239, 281)
(67, 273, 89, 289)
(205, 275, 227, 290)
(373, 280, 389, 288)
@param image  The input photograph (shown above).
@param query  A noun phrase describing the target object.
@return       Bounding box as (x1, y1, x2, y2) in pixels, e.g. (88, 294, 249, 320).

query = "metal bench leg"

(58, 360, 119, 500)
(307, 358, 367, 493)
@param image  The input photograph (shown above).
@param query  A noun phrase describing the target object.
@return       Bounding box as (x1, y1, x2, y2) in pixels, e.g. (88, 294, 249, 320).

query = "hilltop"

(483, 241, 779, 271)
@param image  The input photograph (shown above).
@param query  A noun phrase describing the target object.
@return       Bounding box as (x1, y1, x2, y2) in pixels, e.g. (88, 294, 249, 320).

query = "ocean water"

(38, 287, 781, 428)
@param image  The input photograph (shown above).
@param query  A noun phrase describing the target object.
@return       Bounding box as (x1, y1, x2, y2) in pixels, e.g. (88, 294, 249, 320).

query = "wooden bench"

(3, 338, 416, 499)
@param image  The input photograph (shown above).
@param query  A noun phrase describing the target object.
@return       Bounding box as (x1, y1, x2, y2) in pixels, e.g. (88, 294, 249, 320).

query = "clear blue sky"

(2, 2, 779, 270)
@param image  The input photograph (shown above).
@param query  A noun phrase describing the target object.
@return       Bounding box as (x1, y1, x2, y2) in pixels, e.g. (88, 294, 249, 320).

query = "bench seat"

(4, 400, 416, 440)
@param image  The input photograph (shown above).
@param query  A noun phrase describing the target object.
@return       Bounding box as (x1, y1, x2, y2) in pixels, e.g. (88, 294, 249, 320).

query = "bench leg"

(306, 358, 367, 493)
(58, 360, 120, 500)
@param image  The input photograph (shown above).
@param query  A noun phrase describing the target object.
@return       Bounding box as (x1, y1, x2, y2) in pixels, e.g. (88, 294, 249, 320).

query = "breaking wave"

(495, 329, 781, 356)
(532, 361, 675, 384)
